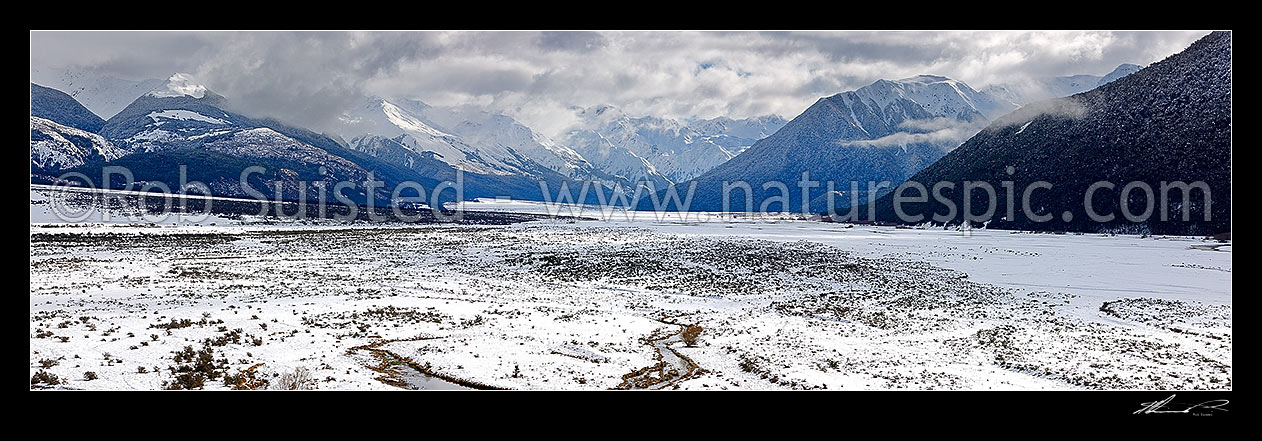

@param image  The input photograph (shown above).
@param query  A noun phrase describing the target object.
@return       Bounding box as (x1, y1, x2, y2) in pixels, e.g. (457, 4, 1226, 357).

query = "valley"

(29, 194, 1231, 390)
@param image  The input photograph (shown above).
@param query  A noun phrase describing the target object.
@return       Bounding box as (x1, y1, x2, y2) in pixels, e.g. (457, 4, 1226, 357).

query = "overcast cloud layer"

(29, 31, 1209, 137)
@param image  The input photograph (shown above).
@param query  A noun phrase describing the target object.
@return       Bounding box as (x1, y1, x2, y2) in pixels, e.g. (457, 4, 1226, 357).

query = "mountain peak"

(845, 73, 998, 120)
(148, 73, 209, 99)
(1096, 63, 1145, 87)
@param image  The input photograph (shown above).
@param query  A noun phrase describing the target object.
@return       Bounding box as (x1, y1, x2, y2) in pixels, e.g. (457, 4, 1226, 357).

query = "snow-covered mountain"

(77, 74, 400, 202)
(980, 63, 1145, 110)
(100, 74, 244, 152)
(30, 82, 122, 173)
(30, 75, 601, 204)
(30, 66, 164, 120)
(333, 98, 606, 184)
(560, 105, 788, 187)
(688, 115, 792, 140)
(669, 64, 1153, 213)
(666, 74, 1003, 212)
(426, 105, 616, 182)
(849, 74, 1015, 122)
(1096, 63, 1144, 87)
(30, 116, 123, 172)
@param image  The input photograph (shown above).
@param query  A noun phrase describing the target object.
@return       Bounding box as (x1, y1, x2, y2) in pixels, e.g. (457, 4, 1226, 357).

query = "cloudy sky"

(29, 30, 1208, 137)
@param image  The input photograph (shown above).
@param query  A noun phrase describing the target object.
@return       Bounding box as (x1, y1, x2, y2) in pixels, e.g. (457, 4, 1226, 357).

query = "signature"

(1135, 394, 1229, 415)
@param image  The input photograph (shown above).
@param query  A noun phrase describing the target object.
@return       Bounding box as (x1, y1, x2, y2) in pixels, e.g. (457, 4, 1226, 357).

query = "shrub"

(31, 370, 62, 388)
(163, 345, 227, 390)
(151, 319, 194, 330)
(83, 371, 99, 381)
(224, 365, 269, 390)
(681, 325, 703, 347)
(272, 367, 316, 390)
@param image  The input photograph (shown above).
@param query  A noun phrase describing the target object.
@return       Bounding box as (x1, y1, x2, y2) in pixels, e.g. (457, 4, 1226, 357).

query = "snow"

(1097, 63, 1145, 87)
(147, 110, 229, 125)
(29, 189, 1231, 391)
(30, 117, 123, 170)
(451, 197, 1232, 318)
(331, 98, 782, 190)
(380, 100, 452, 138)
(424, 105, 599, 179)
(562, 105, 785, 187)
(338, 98, 503, 175)
(147, 73, 208, 99)
(126, 129, 178, 143)
(855, 75, 1004, 120)
(1015, 121, 1032, 135)
(30, 185, 251, 226)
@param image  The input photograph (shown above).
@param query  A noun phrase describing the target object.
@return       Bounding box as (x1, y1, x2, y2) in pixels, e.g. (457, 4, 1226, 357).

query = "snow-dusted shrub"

(272, 367, 316, 390)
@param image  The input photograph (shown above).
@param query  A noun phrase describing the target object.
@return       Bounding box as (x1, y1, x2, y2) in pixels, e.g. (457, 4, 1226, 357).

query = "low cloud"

(992, 97, 1090, 129)
(895, 117, 976, 133)
(842, 118, 989, 149)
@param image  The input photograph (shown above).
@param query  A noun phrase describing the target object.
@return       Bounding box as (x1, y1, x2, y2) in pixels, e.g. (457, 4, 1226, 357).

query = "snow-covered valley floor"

(30, 198, 1231, 390)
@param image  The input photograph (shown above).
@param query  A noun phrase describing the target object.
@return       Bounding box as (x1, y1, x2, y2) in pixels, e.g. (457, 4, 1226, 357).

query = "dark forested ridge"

(31, 83, 105, 132)
(862, 31, 1231, 236)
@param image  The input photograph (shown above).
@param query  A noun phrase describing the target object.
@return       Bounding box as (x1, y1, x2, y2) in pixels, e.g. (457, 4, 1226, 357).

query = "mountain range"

(29, 73, 789, 205)
(659, 65, 1145, 213)
(32, 37, 1221, 236)
(560, 105, 787, 187)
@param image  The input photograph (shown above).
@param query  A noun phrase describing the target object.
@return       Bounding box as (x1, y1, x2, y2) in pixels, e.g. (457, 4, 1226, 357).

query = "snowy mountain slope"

(337, 98, 490, 173)
(336, 97, 566, 178)
(848, 75, 1013, 122)
(1096, 63, 1145, 87)
(345, 134, 583, 202)
(333, 97, 624, 201)
(29, 83, 121, 173)
(665, 64, 1154, 213)
(39, 76, 599, 204)
(665, 74, 1000, 212)
(75, 74, 400, 202)
(689, 115, 790, 140)
(561, 123, 672, 187)
(30, 66, 165, 120)
(101, 85, 246, 153)
(30, 116, 123, 172)
(560, 105, 788, 187)
(200, 127, 362, 177)
(412, 103, 605, 180)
